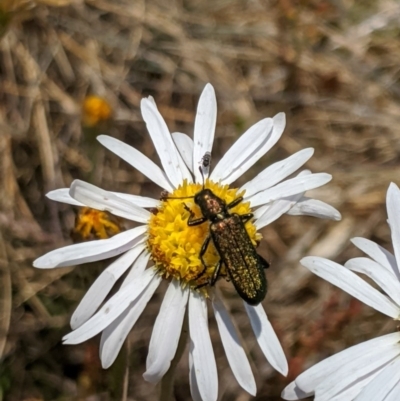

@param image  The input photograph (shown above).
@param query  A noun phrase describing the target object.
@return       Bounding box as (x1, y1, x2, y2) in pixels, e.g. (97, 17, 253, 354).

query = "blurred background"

(1, 0, 400, 400)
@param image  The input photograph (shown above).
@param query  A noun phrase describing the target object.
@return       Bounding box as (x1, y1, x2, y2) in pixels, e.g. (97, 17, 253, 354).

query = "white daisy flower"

(282, 182, 400, 401)
(34, 83, 340, 400)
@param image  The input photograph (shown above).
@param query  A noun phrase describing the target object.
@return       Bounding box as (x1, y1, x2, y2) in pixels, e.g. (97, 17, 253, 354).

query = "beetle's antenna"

(160, 194, 193, 201)
(162, 152, 210, 201)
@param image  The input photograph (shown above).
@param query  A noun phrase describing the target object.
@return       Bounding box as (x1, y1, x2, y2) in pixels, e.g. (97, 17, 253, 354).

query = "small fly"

(163, 157, 269, 305)
(200, 151, 212, 172)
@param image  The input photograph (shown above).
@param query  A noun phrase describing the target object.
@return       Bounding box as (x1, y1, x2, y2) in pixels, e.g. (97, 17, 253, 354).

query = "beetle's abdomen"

(211, 214, 267, 305)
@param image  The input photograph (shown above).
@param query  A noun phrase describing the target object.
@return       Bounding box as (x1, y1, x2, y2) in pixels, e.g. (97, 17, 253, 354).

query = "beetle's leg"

(194, 281, 208, 290)
(240, 213, 253, 224)
(192, 234, 212, 280)
(183, 203, 207, 226)
(258, 254, 270, 269)
(195, 260, 223, 290)
(210, 260, 223, 285)
(188, 216, 208, 226)
(227, 196, 243, 209)
(199, 233, 211, 269)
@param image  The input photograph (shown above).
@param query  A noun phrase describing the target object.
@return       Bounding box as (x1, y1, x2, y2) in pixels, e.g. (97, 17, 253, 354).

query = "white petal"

(189, 341, 203, 401)
(287, 197, 342, 221)
(329, 375, 376, 401)
(63, 268, 156, 344)
(47, 188, 84, 206)
(244, 303, 288, 376)
(387, 183, 400, 276)
(211, 118, 273, 183)
(382, 369, 400, 401)
(225, 112, 286, 184)
(146, 95, 157, 107)
(296, 332, 400, 393)
(143, 280, 189, 383)
(193, 83, 217, 182)
(241, 148, 314, 197)
(168, 134, 193, 184)
(121, 251, 151, 287)
(355, 357, 400, 401)
(213, 112, 286, 185)
(345, 257, 400, 306)
(253, 203, 271, 220)
(141, 98, 191, 187)
(301, 257, 400, 318)
(33, 226, 146, 268)
(97, 135, 173, 192)
(328, 363, 388, 401)
(114, 193, 159, 208)
(70, 243, 146, 329)
(255, 194, 302, 230)
(351, 237, 398, 278)
(70, 180, 150, 224)
(253, 170, 310, 223)
(189, 291, 218, 401)
(100, 273, 162, 368)
(47, 188, 159, 209)
(212, 293, 256, 396)
(172, 132, 194, 174)
(247, 173, 332, 208)
(315, 342, 400, 401)
(281, 382, 313, 400)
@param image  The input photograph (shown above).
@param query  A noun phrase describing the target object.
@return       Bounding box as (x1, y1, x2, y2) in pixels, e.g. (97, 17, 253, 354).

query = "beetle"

(163, 154, 269, 305)
(183, 186, 269, 305)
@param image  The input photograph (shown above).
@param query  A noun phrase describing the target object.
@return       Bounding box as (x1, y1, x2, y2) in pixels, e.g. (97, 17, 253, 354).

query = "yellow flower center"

(147, 180, 261, 291)
(72, 207, 123, 242)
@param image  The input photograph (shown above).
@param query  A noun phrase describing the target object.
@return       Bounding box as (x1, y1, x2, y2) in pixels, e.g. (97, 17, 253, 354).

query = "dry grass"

(1, 0, 400, 400)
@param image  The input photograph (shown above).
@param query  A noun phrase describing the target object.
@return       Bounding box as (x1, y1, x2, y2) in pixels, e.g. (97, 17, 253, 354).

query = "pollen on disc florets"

(147, 179, 261, 291)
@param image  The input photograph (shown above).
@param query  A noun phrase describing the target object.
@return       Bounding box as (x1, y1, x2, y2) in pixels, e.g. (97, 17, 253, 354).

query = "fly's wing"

(211, 214, 267, 305)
